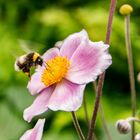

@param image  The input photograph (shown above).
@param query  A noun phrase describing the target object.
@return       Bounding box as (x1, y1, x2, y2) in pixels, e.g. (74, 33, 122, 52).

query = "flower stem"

(71, 111, 85, 140)
(125, 15, 136, 140)
(87, 73, 105, 140)
(93, 82, 112, 140)
(83, 94, 98, 139)
(105, 0, 117, 44)
(83, 94, 90, 127)
(126, 117, 140, 123)
(99, 104, 112, 140)
(87, 0, 117, 140)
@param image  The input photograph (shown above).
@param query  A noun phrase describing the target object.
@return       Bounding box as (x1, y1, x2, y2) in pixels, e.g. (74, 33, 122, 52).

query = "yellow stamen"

(42, 56, 70, 86)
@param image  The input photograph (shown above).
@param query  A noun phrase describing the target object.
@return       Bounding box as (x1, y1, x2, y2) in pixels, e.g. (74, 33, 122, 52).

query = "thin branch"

(87, 73, 105, 140)
(92, 82, 112, 140)
(99, 104, 112, 140)
(83, 94, 98, 140)
(83, 94, 90, 127)
(87, 0, 117, 140)
(125, 15, 136, 140)
(71, 111, 85, 140)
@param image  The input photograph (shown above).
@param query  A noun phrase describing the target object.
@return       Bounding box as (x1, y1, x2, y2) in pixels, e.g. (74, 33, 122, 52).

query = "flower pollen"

(42, 56, 70, 86)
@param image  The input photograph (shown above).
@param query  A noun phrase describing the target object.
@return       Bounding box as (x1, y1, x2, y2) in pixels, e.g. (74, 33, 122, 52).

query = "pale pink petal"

(65, 40, 112, 84)
(54, 40, 63, 49)
(24, 86, 54, 122)
(30, 119, 45, 140)
(27, 71, 46, 95)
(20, 119, 45, 140)
(20, 130, 32, 140)
(27, 48, 60, 95)
(48, 79, 86, 111)
(60, 29, 88, 59)
(42, 47, 60, 62)
(90, 41, 105, 47)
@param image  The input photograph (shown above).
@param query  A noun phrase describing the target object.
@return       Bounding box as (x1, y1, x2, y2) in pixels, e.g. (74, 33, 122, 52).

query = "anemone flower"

(24, 30, 112, 122)
(20, 119, 45, 140)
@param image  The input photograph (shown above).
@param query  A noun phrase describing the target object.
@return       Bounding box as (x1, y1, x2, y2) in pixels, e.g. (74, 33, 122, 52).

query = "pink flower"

(24, 30, 112, 122)
(20, 119, 45, 140)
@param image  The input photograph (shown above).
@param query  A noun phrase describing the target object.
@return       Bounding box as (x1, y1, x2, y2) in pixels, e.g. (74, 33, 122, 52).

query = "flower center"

(42, 56, 70, 86)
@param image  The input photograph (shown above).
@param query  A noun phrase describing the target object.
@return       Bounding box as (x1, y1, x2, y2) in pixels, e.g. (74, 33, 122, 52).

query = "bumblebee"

(14, 52, 43, 77)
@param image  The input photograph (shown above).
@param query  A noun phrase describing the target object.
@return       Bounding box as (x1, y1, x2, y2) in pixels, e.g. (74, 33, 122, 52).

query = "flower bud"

(137, 73, 140, 83)
(116, 119, 131, 134)
(119, 4, 133, 15)
(135, 134, 140, 140)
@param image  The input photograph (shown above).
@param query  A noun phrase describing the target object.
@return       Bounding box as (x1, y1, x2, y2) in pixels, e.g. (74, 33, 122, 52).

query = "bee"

(14, 52, 43, 77)
(14, 39, 61, 78)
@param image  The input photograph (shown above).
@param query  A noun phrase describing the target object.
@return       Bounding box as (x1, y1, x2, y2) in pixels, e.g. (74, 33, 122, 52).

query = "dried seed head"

(135, 134, 140, 140)
(116, 119, 131, 134)
(119, 4, 133, 15)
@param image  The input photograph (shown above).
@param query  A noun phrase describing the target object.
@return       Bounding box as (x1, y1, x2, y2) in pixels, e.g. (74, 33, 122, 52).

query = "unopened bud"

(135, 134, 140, 140)
(119, 4, 133, 15)
(116, 119, 131, 134)
(137, 73, 140, 83)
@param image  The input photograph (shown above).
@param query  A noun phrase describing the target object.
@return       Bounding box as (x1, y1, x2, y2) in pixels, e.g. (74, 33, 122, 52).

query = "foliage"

(0, 0, 140, 139)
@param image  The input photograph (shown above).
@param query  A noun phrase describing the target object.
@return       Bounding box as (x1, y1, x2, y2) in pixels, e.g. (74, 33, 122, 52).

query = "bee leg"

(25, 72, 31, 78)
(22, 67, 31, 78)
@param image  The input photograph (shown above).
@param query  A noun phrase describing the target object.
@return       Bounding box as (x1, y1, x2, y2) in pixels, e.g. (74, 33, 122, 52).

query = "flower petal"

(24, 86, 54, 122)
(48, 79, 86, 111)
(60, 29, 88, 59)
(42, 47, 60, 62)
(28, 48, 60, 95)
(20, 119, 45, 140)
(65, 40, 112, 84)
(89, 41, 105, 47)
(27, 71, 46, 95)
(54, 40, 63, 49)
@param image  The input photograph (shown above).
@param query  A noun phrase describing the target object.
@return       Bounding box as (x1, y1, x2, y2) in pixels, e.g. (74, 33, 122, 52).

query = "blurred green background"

(0, 0, 140, 140)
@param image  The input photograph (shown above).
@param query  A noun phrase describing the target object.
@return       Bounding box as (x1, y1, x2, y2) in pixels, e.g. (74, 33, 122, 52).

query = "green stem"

(93, 82, 112, 140)
(83, 94, 90, 127)
(83, 94, 98, 140)
(126, 117, 140, 123)
(87, 73, 105, 140)
(93, 133, 98, 140)
(87, 0, 117, 140)
(71, 111, 85, 140)
(125, 15, 136, 140)
(99, 104, 112, 140)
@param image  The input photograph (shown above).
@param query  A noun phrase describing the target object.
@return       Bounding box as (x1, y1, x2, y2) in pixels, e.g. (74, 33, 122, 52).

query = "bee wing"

(12, 39, 45, 72)
(18, 39, 32, 53)
(18, 39, 45, 53)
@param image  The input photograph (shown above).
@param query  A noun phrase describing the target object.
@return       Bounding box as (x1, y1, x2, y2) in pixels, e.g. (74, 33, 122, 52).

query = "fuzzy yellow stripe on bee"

(33, 53, 40, 62)
(25, 72, 30, 77)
